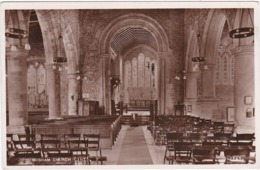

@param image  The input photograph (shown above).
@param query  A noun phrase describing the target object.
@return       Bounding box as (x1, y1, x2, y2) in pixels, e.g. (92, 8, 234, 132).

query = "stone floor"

(96, 125, 256, 166)
(101, 125, 165, 165)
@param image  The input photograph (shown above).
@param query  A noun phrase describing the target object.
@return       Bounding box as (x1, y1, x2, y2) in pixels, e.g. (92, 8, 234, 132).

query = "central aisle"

(117, 126, 153, 164)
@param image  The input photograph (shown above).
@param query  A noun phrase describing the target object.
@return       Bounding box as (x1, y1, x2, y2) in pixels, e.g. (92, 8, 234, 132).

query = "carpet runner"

(117, 126, 153, 164)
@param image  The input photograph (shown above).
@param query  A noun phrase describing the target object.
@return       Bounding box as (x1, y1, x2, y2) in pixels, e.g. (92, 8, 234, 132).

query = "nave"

(6, 115, 256, 165)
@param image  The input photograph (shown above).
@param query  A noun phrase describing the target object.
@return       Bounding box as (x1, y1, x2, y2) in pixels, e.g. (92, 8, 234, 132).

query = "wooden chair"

(223, 124, 235, 134)
(67, 139, 89, 165)
(7, 141, 14, 161)
(18, 134, 36, 141)
(64, 134, 81, 148)
(193, 147, 217, 164)
(202, 141, 223, 147)
(40, 139, 62, 158)
(13, 140, 36, 150)
(229, 141, 253, 147)
(7, 133, 13, 141)
(163, 140, 175, 164)
(213, 133, 232, 146)
(163, 133, 184, 164)
(83, 134, 107, 165)
(40, 134, 59, 140)
(190, 133, 206, 145)
(236, 133, 255, 142)
(229, 133, 255, 148)
(13, 140, 41, 159)
(174, 142, 193, 164)
(154, 126, 166, 145)
(6, 134, 14, 160)
(213, 122, 224, 133)
(202, 141, 223, 155)
(224, 148, 250, 164)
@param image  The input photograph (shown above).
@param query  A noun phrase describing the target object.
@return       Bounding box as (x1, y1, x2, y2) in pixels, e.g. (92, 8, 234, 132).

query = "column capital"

(186, 71, 199, 78)
(231, 45, 254, 56)
(67, 73, 78, 79)
(203, 64, 215, 70)
(45, 64, 54, 70)
(6, 47, 29, 59)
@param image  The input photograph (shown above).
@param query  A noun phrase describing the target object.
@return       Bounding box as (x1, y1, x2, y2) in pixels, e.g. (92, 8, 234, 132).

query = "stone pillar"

(201, 64, 217, 99)
(101, 54, 111, 115)
(67, 73, 78, 115)
(46, 64, 61, 119)
(6, 48, 28, 126)
(158, 57, 165, 115)
(185, 72, 198, 100)
(232, 46, 254, 132)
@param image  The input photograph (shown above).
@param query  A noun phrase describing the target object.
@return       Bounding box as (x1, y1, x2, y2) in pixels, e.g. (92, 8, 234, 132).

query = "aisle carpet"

(117, 126, 153, 164)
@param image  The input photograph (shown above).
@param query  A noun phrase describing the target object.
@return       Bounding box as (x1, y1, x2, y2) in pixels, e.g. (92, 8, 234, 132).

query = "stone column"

(201, 64, 217, 99)
(101, 54, 111, 115)
(6, 48, 28, 126)
(67, 73, 78, 115)
(185, 72, 198, 100)
(46, 64, 61, 119)
(232, 46, 254, 132)
(158, 57, 166, 115)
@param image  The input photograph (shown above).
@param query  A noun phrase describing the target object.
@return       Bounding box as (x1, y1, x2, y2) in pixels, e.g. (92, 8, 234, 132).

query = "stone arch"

(203, 9, 228, 64)
(100, 13, 170, 54)
(99, 13, 169, 115)
(200, 9, 228, 99)
(185, 30, 198, 72)
(36, 10, 79, 117)
(36, 10, 78, 73)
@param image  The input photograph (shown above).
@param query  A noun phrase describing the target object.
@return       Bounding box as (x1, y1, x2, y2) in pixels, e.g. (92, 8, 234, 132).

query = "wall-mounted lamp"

(111, 75, 121, 89)
(175, 71, 186, 81)
(246, 108, 253, 118)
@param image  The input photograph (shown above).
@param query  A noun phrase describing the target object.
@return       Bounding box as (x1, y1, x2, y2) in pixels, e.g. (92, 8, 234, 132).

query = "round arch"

(99, 13, 170, 54)
(99, 13, 170, 115)
(36, 10, 78, 73)
(201, 9, 228, 99)
(185, 30, 198, 72)
(204, 9, 227, 64)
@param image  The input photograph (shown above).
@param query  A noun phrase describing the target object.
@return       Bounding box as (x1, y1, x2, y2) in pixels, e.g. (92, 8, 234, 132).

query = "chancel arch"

(99, 13, 170, 115)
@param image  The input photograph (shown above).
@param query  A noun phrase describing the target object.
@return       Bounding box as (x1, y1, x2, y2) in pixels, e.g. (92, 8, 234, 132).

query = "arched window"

(215, 52, 234, 85)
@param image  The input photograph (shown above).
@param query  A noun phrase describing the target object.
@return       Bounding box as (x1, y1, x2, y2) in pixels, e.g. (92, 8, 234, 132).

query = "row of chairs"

(164, 142, 254, 164)
(151, 115, 235, 145)
(154, 115, 234, 133)
(163, 132, 255, 164)
(7, 133, 107, 165)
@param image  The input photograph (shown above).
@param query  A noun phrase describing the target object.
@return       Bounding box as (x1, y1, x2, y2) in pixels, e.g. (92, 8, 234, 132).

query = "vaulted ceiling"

(110, 26, 158, 56)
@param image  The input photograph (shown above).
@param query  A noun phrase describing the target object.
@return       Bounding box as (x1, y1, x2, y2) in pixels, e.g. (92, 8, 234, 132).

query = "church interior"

(4, 7, 256, 166)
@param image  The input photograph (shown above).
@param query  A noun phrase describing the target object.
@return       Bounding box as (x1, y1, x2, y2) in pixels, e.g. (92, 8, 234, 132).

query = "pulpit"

(78, 100, 99, 116)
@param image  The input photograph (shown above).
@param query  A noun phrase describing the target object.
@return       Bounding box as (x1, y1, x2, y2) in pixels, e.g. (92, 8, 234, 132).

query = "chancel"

(4, 6, 256, 167)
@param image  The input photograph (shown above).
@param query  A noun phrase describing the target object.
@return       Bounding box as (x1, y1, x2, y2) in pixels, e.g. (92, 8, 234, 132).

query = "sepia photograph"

(1, 0, 259, 169)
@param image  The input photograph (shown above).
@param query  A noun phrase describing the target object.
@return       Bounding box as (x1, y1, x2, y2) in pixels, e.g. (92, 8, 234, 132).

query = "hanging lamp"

(191, 9, 208, 71)
(229, 9, 254, 39)
(53, 10, 67, 70)
(5, 15, 30, 51)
